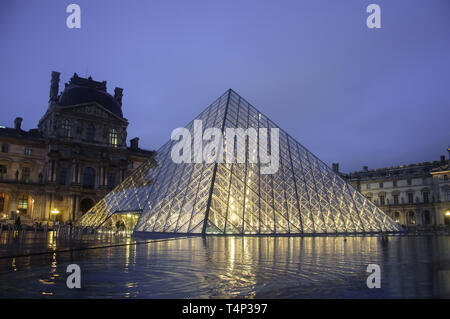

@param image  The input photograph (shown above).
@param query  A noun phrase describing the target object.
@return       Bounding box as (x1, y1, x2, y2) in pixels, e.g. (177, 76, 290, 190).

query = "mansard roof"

(58, 73, 123, 118)
(0, 126, 44, 142)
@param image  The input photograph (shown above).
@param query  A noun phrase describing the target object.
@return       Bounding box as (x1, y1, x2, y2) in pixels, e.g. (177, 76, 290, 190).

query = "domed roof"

(58, 73, 123, 117)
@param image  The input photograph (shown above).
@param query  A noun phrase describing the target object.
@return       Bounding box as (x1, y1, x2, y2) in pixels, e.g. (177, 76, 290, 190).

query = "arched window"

(86, 124, 96, 142)
(408, 211, 416, 225)
(82, 167, 95, 189)
(62, 119, 72, 138)
(423, 211, 431, 225)
(109, 128, 118, 147)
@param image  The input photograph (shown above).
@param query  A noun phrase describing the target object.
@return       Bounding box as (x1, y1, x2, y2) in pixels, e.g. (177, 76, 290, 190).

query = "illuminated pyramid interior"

(79, 89, 402, 235)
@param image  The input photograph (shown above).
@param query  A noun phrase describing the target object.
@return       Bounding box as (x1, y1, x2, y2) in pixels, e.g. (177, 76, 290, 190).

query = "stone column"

(77, 165, 82, 186)
(45, 193, 53, 221)
(71, 161, 78, 184)
(99, 166, 105, 188)
(7, 192, 18, 218)
(74, 196, 80, 220)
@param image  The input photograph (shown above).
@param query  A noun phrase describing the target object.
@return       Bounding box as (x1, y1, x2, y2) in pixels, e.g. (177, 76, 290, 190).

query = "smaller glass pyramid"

(79, 89, 403, 235)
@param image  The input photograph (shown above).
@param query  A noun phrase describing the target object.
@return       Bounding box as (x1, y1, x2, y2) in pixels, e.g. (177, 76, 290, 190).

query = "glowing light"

(51, 208, 60, 215)
(232, 213, 237, 221)
(127, 214, 132, 217)
(445, 211, 450, 216)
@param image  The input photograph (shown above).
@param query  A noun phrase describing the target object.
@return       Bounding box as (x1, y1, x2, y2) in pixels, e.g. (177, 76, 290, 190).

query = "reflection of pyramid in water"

(80, 89, 402, 235)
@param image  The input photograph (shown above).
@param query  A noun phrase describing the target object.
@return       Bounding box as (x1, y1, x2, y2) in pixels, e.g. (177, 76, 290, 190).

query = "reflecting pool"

(0, 234, 449, 298)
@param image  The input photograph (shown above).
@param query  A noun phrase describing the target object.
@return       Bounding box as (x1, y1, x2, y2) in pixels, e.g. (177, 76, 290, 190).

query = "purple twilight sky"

(1, 0, 449, 173)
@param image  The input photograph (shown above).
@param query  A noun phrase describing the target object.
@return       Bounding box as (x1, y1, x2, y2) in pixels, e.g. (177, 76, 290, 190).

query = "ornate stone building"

(338, 148, 450, 230)
(0, 72, 154, 225)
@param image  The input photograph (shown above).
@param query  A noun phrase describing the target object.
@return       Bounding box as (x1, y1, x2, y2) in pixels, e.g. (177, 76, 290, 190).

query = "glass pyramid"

(79, 89, 403, 235)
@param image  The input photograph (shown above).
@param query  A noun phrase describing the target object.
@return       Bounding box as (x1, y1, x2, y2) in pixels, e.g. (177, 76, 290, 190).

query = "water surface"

(0, 234, 449, 298)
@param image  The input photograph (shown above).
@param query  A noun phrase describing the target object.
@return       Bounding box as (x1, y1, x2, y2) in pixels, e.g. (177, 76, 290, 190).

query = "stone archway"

(80, 198, 95, 216)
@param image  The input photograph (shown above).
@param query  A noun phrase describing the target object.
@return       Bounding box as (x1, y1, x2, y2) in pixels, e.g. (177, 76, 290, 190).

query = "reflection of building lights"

(51, 208, 60, 215)
(127, 214, 132, 217)
(232, 213, 237, 221)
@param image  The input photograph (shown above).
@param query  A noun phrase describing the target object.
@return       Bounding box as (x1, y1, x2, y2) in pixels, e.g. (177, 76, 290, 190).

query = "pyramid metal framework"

(79, 89, 402, 235)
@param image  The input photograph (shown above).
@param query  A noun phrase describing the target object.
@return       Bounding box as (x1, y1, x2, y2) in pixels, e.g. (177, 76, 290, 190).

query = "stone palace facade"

(337, 149, 450, 230)
(0, 72, 154, 225)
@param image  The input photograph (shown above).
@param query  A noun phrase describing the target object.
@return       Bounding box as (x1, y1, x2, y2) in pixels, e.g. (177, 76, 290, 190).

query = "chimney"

(49, 71, 60, 102)
(130, 137, 139, 151)
(114, 87, 123, 107)
(332, 163, 339, 173)
(363, 166, 368, 172)
(14, 117, 23, 130)
(440, 155, 446, 162)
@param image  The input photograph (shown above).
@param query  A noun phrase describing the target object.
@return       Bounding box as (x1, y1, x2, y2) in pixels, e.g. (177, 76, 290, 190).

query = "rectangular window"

(24, 147, 32, 156)
(86, 125, 96, 142)
(423, 192, 429, 203)
(379, 195, 385, 206)
(18, 195, 28, 210)
(21, 167, 30, 183)
(62, 120, 72, 138)
(393, 180, 397, 187)
(393, 195, 399, 205)
(109, 129, 118, 147)
(366, 184, 371, 190)
(0, 165, 7, 181)
(107, 173, 116, 189)
(407, 178, 412, 186)
(59, 168, 67, 186)
(408, 192, 414, 204)
(1, 144, 8, 153)
(379, 182, 383, 188)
